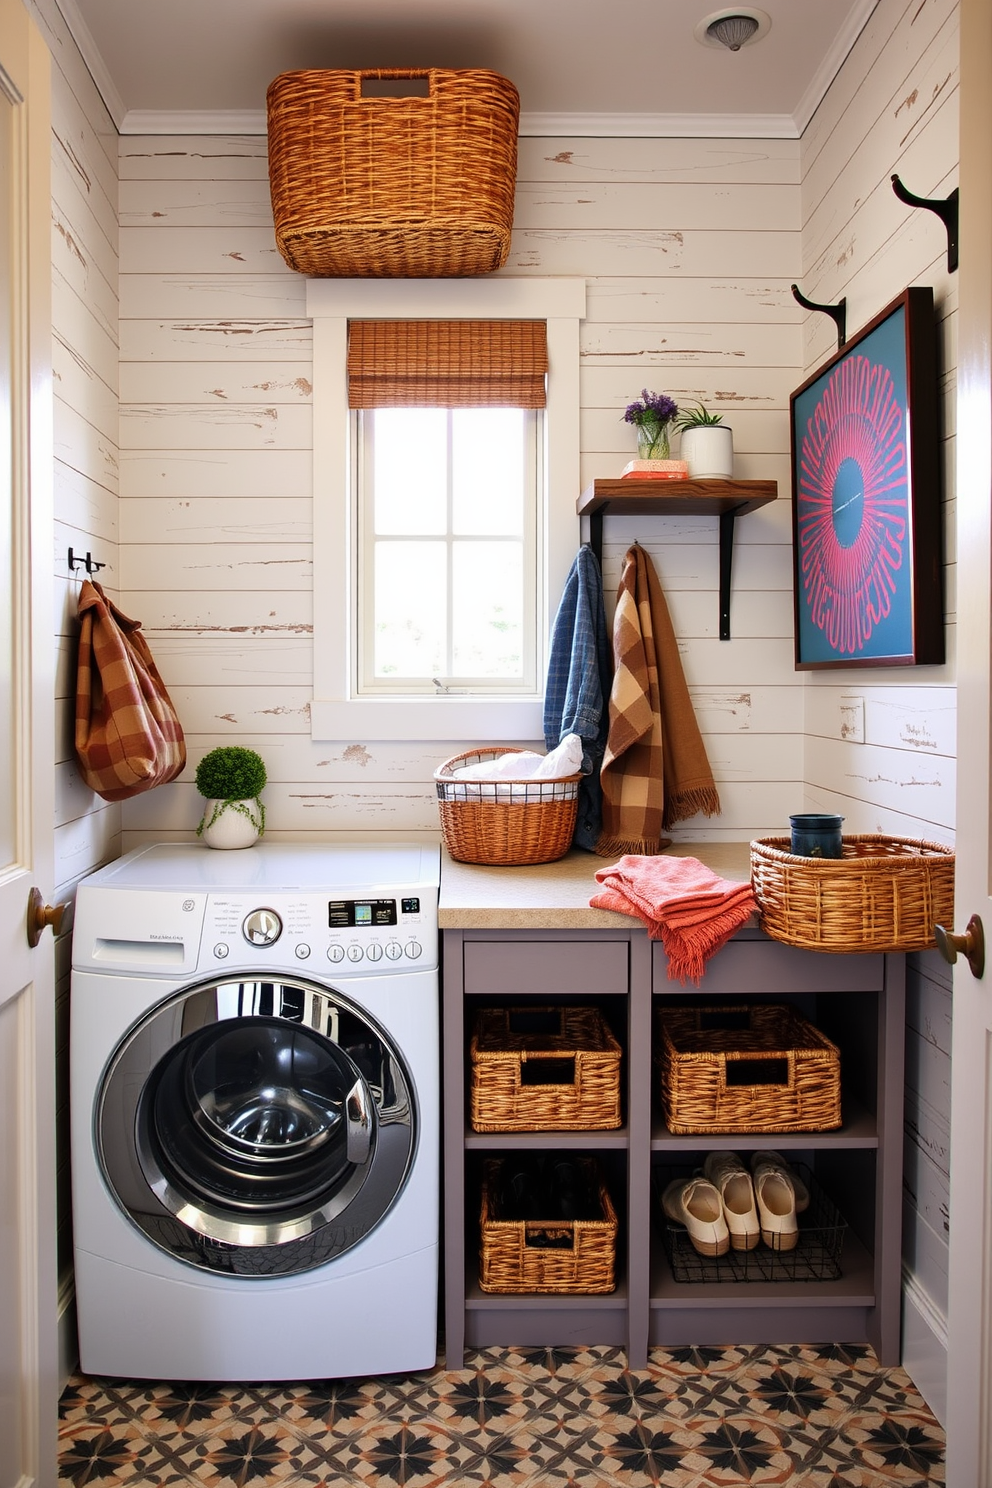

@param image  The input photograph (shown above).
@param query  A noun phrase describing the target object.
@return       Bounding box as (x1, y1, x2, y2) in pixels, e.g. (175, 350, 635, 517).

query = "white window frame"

(308, 277, 586, 742)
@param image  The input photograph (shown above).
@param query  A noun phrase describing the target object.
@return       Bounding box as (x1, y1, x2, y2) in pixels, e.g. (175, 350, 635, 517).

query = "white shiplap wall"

(26, 0, 121, 1330)
(117, 133, 804, 848)
(798, 0, 959, 1421)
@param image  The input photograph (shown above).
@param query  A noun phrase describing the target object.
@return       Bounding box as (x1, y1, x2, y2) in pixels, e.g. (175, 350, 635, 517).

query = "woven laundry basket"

(750, 835, 955, 953)
(266, 68, 519, 277)
(434, 748, 581, 866)
(478, 1157, 618, 1294)
(658, 1003, 842, 1134)
(470, 1005, 622, 1131)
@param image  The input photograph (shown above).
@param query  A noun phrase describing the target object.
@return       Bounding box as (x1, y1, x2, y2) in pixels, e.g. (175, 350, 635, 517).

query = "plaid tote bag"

(74, 580, 186, 801)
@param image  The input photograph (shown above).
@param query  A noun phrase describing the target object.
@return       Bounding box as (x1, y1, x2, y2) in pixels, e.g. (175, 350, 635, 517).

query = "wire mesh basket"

(655, 1162, 847, 1283)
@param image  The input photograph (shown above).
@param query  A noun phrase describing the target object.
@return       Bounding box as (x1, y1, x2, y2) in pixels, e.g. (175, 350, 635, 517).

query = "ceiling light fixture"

(694, 8, 771, 52)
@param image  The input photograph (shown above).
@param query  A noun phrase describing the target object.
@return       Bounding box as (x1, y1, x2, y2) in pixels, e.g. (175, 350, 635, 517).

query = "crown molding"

(52, 0, 126, 128)
(792, 0, 879, 135)
(118, 106, 801, 139)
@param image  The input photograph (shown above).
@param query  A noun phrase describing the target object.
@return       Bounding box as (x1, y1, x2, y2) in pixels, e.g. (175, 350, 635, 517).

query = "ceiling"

(57, 0, 879, 137)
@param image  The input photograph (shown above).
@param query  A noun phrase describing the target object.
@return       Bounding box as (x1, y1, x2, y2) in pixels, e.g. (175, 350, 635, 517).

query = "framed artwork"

(790, 285, 944, 670)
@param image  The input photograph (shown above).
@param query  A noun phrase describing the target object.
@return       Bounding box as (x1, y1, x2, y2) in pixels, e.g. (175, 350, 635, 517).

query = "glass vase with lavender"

(623, 389, 679, 460)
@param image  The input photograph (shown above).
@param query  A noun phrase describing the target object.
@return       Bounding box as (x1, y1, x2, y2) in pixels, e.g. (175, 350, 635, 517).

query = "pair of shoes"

(750, 1151, 809, 1252)
(702, 1152, 760, 1251)
(662, 1176, 730, 1257)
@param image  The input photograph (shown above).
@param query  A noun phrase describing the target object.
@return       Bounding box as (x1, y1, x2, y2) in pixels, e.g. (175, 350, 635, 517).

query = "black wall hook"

(791, 284, 847, 349)
(68, 547, 106, 575)
(891, 175, 958, 272)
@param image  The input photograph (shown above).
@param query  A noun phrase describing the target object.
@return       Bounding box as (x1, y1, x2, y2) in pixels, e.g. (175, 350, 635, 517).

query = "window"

(308, 278, 585, 741)
(358, 404, 539, 694)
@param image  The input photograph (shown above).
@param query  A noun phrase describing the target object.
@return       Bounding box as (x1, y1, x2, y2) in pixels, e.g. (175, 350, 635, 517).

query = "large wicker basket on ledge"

(435, 748, 581, 866)
(750, 834, 955, 953)
(266, 68, 519, 278)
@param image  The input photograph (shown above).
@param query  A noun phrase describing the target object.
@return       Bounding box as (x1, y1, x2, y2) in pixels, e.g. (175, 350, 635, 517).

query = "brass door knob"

(934, 914, 985, 979)
(26, 887, 69, 949)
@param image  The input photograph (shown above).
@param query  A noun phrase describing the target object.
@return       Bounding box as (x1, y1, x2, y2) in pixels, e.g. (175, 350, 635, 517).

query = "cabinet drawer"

(463, 939, 629, 997)
(653, 939, 884, 994)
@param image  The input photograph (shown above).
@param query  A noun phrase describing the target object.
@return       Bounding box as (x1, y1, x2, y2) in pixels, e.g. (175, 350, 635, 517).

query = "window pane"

(372, 408, 446, 534)
(452, 541, 523, 677)
(374, 542, 446, 677)
(452, 408, 525, 535)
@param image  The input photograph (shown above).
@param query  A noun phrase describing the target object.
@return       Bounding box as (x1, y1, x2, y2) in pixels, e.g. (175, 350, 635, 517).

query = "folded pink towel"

(590, 853, 757, 983)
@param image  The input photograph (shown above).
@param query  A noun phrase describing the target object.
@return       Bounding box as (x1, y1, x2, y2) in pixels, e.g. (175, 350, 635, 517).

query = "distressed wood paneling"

(120, 498, 312, 544)
(119, 362, 313, 404)
(120, 317, 312, 361)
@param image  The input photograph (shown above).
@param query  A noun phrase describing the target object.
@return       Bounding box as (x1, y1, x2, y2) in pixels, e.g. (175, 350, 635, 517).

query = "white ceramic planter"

(199, 799, 263, 849)
(679, 424, 734, 479)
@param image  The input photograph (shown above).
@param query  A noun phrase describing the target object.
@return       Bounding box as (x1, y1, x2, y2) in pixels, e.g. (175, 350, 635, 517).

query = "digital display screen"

(328, 899, 396, 929)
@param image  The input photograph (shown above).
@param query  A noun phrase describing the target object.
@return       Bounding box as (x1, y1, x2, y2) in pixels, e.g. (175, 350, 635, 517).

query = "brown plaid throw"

(596, 545, 719, 856)
(74, 580, 186, 802)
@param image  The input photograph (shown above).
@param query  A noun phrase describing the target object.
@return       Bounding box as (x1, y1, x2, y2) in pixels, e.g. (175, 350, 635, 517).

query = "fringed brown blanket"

(595, 544, 719, 857)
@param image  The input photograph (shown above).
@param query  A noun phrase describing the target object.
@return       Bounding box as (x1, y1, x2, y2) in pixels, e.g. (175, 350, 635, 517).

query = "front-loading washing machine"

(70, 841, 440, 1382)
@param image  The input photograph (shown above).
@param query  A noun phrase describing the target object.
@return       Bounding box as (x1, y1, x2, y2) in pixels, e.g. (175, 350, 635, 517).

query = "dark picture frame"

(790, 285, 943, 670)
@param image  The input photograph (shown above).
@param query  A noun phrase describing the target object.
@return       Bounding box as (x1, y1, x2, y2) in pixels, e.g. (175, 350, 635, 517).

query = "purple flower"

(623, 389, 679, 427)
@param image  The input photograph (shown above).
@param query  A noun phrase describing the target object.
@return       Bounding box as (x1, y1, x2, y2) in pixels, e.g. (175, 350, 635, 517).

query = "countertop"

(438, 841, 753, 928)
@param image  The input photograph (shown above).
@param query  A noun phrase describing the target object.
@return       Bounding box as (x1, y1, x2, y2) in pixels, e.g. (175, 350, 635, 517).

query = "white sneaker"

(750, 1162, 799, 1251)
(750, 1151, 810, 1211)
(662, 1176, 730, 1257)
(702, 1151, 760, 1251)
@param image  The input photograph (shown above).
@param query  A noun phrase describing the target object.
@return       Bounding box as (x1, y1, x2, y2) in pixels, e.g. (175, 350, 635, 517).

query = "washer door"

(98, 977, 416, 1277)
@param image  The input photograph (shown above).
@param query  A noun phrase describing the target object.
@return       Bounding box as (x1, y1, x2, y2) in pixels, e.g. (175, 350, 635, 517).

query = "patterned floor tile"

(59, 1345, 944, 1487)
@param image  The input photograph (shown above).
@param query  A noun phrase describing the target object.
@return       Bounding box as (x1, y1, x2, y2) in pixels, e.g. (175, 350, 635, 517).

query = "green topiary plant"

(195, 746, 267, 837)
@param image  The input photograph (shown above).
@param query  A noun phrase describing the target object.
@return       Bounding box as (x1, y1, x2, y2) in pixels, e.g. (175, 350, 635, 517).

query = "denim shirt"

(544, 546, 612, 851)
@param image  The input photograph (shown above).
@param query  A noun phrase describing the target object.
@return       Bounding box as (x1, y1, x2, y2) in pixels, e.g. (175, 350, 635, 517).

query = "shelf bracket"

(581, 503, 742, 640)
(891, 175, 958, 272)
(791, 284, 847, 349)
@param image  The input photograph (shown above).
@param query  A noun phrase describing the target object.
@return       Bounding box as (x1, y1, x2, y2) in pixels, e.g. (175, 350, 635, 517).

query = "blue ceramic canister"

(790, 813, 844, 858)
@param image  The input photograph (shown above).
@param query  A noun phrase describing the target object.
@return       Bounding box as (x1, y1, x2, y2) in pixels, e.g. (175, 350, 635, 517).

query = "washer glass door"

(99, 978, 416, 1276)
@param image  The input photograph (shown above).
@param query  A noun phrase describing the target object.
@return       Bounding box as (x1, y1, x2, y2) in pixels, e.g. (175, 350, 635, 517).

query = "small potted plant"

(195, 746, 267, 849)
(674, 401, 734, 478)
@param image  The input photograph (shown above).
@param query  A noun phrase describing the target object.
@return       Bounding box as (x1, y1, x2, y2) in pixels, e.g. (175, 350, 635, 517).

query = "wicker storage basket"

(470, 1006, 622, 1131)
(435, 748, 581, 866)
(659, 1003, 842, 1134)
(750, 835, 955, 953)
(266, 68, 519, 277)
(479, 1157, 618, 1294)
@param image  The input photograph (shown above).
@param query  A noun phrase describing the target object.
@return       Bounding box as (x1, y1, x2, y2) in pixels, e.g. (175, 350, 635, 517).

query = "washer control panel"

(201, 887, 438, 973)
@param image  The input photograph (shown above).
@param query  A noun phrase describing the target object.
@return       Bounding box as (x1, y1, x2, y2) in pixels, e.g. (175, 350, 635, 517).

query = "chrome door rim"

(96, 975, 416, 1273)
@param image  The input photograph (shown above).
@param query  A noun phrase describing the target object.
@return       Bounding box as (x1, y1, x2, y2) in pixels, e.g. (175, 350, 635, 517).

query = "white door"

(944, 1, 992, 1483)
(0, 0, 56, 1484)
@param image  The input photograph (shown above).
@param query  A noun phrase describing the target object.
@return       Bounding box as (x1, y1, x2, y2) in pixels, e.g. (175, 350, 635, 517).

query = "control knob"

(242, 908, 282, 946)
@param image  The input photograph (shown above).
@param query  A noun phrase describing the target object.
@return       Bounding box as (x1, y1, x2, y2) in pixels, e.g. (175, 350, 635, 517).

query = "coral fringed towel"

(595, 544, 719, 857)
(590, 854, 757, 983)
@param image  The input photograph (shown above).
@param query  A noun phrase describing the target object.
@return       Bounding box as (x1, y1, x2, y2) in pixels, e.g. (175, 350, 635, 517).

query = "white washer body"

(70, 842, 440, 1382)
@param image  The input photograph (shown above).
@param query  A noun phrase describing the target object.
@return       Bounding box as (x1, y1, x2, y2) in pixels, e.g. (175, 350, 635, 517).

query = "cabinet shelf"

(577, 478, 777, 640)
(649, 1229, 875, 1309)
(466, 1126, 630, 1151)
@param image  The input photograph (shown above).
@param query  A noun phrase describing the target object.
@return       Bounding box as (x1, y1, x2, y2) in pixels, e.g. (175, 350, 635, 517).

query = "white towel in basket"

(447, 735, 584, 801)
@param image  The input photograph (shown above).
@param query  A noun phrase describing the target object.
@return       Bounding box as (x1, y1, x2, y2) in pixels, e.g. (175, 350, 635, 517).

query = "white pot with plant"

(675, 402, 734, 478)
(195, 746, 267, 849)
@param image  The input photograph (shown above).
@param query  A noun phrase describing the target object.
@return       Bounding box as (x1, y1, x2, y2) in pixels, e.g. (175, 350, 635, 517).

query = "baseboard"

(57, 1273, 77, 1391)
(901, 1267, 947, 1426)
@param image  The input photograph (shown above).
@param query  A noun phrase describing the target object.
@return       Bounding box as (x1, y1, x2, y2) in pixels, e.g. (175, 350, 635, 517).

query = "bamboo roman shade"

(347, 319, 548, 408)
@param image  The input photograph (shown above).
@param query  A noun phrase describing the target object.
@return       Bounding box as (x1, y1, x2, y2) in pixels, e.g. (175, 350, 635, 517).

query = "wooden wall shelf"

(577, 478, 778, 639)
